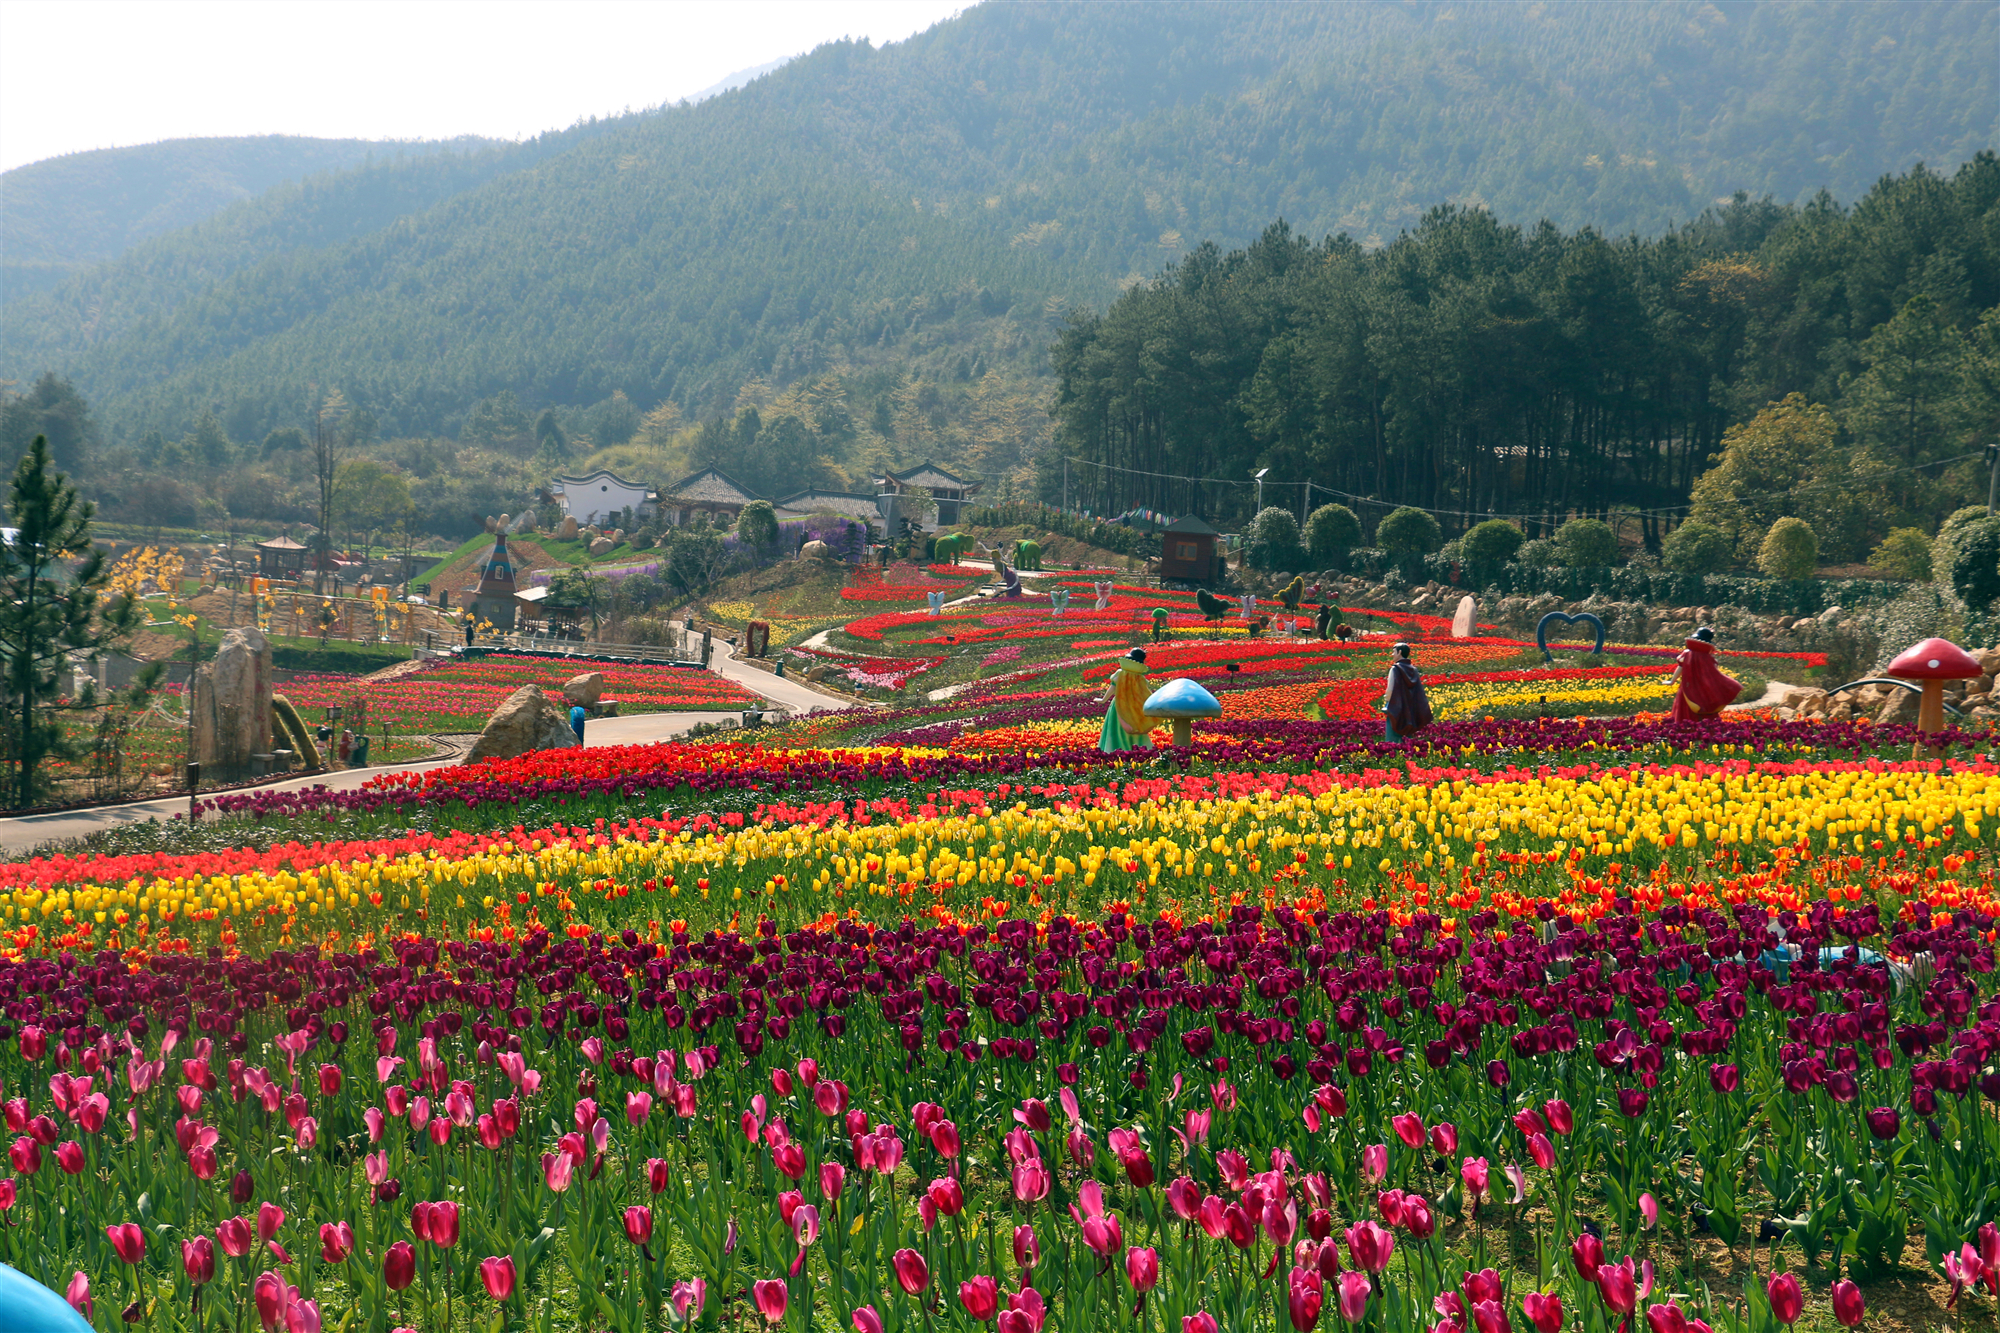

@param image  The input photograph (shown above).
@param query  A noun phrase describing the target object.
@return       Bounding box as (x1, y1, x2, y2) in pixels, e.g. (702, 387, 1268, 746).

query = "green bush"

(1946, 515, 2000, 609)
(1867, 527, 1933, 582)
(1556, 518, 1618, 568)
(1375, 506, 1443, 558)
(1460, 519, 1525, 565)
(271, 644, 413, 674)
(1303, 504, 1362, 565)
(1245, 506, 1304, 570)
(737, 500, 780, 551)
(1662, 521, 1733, 576)
(1757, 517, 1819, 580)
(1515, 538, 1559, 568)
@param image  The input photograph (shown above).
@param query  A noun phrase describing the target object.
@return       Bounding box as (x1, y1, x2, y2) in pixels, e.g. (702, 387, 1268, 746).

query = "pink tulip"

(318, 1222, 354, 1262)
(1766, 1273, 1803, 1325)
(1012, 1157, 1051, 1202)
(1527, 1132, 1555, 1170)
(383, 1241, 415, 1291)
(852, 1308, 885, 1333)
(1169, 1176, 1205, 1220)
(1831, 1279, 1865, 1327)
(671, 1279, 707, 1321)
(1543, 1099, 1574, 1134)
(167, 1230, 212, 1287)
(625, 1092, 652, 1125)
(1126, 1247, 1160, 1292)
(960, 1275, 1000, 1322)
(65, 1270, 90, 1316)
(542, 1151, 573, 1193)
(257, 1202, 285, 1242)
(819, 1162, 846, 1201)
(752, 1279, 788, 1324)
(217, 1216, 255, 1258)
(893, 1248, 929, 1294)
(647, 1158, 670, 1193)
(1391, 1113, 1424, 1149)
(55, 1141, 83, 1174)
(1014, 1223, 1040, 1272)
(1521, 1291, 1563, 1333)
(1360, 1144, 1386, 1183)
(480, 1256, 516, 1301)
(106, 1222, 145, 1264)
(1185, 1317, 1220, 1333)
(1429, 1123, 1458, 1155)
(1345, 1221, 1395, 1273)
(1334, 1270, 1369, 1324)
(1460, 1157, 1489, 1200)
(1639, 1192, 1659, 1229)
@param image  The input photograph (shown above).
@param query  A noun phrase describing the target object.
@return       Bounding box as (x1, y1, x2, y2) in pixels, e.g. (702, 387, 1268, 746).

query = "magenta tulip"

(752, 1279, 788, 1324)
(480, 1256, 516, 1301)
(960, 1275, 1000, 1322)
(1767, 1273, 1803, 1325)
(893, 1248, 929, 1294)
(383, 1241, 415, 1291)
(1831, 1279, 1865, 1327)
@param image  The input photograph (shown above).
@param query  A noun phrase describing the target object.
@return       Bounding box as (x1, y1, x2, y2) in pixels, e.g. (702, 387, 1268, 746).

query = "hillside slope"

(0, 135, 493, 298)
(1, 0, 1991, 446)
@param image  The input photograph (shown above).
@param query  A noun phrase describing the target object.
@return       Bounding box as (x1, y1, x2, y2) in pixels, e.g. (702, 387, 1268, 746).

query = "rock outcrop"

(465, 685, 581, 763)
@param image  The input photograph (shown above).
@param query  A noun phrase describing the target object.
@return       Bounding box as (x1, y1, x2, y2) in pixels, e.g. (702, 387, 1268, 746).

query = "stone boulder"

(559, 516, 580, 541)
(562, 672, 604, 707)
(465, 685, 581, 763)
(193, 626, 274, 778)
(588, 536, 615, 556)
(1451, 595, 1477, 638)
(1875, 688, 1920, 728)
(508, 510, 535, 534)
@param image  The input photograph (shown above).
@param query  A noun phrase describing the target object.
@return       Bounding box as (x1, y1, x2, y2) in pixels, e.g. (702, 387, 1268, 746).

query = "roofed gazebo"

(256, 536, 309, 578)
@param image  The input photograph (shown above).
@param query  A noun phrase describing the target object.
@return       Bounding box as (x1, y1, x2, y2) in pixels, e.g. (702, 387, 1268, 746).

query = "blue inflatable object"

(0, 1263, 93, 1332)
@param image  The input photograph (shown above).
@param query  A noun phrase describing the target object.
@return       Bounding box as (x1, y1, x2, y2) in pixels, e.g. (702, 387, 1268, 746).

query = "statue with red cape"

(1670, 626, 1741, 721)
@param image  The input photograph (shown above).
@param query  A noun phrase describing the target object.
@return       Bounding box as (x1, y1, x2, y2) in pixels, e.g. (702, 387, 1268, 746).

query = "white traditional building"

(550, 471, 656, 526)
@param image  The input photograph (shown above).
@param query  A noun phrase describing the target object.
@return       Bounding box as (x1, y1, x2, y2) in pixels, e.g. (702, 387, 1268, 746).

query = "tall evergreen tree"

(0, 436, 144, 807)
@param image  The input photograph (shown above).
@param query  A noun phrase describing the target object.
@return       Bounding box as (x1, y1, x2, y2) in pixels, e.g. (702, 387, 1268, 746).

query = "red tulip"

(812, 1080, 849, 1117)
(960, 1275, 1000, 1321)
(384, 1241, 416, 1291)
(182, 1235, 216, 1285)
(1595, 1259, 1639, 1315)
(217, 1217, 255, 1258)
(480, 1256, 516, 1301)
(819, 1162, 846, 1201)
(1126, 1247, 1160, 1292)
(1831, 1279, 1865, 1327)
(623, 1206, 654, 1246)
(106, 1222, 145, 1264)
(1543, 1099, 1574, 1134)
(1767, 1273, 1803, 1325)
(257, 1202, 284, 1241)
(893, 1248, 930, 1294)
(55, 1141, 83, 1174)
(752, 1279, 789, 1324)
(930, 1119, 961, 1157)
(927, 1176, 965, 1216)
(1647, 1302, 1693, 1333)
(1569, 1233, 1603, 1280)
(647, 1157, 670, 1193)
(1391, 1113, 1424, 1149)
(318, 1065, 341, 1096)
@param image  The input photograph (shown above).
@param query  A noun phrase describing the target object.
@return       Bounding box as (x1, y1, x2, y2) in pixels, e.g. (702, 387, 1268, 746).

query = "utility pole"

(1252, 467, 1269, 517)
(1063, 456, 1069, 516)
(1987, 442, 1998, 516)
(1301, 479, 1311, 526)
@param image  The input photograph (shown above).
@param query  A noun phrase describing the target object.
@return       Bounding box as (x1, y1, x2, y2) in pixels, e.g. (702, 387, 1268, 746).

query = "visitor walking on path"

(1670, 626, 1741, 721)
(1098, 648, 1157, 752)
(1382, 642, 1433, 743)
(570, 704, 587, 744)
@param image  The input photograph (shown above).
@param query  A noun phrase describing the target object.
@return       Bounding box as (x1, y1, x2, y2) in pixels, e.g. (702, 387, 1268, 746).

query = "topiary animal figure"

(1195, 587, 1230, 621)
(1278, 575, 1304, 610)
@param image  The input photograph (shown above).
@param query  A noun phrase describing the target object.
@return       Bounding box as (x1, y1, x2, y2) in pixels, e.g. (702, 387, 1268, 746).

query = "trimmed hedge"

(959, 504, 1153, 557)
(271, 644, 414, 675)
(1408, 555, 1909, 615)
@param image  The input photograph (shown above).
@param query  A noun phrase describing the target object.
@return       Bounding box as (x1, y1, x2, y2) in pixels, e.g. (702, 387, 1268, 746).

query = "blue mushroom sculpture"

(1144, 677, 1223, 746)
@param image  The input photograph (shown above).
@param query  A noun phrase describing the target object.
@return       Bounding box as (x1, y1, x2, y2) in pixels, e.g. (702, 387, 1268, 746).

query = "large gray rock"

(588, 536, 615, 556)
(559, 516, 580, 541)
(562, 672, 603, 706)
(465, 685, 581, 763)
(193, 627, 273, 778)
(508, 509, 535, 534)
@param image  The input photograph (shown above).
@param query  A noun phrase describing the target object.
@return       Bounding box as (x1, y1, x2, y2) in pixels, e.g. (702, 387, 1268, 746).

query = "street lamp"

(1252, 467, 1270, 514)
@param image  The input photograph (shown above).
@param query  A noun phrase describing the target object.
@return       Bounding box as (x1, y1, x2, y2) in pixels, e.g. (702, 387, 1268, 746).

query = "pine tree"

(0, 436, 145, 807)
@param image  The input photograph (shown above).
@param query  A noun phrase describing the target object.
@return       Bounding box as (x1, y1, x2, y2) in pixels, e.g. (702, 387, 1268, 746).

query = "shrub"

(1375, 506, 1443, 558)
(1757, 517, 1819, 580)
(1245, 506, 1304, 570)
(737, 500, 779, 551)
(1302, 504, 1362, 565)
(1662, 521, 1733, 576)
(1866, 527, 1933, 582)
(1945, 515, 2000, 609)
(1515, 538, 1559, 568)
(1556, 518, 1618, 568)
(1460, 519, 1525, 565)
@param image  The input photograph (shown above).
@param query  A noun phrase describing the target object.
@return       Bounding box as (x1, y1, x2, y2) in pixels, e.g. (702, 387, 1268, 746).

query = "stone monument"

(193, 627, 274, 779)
(1452, 595, 1477, 639)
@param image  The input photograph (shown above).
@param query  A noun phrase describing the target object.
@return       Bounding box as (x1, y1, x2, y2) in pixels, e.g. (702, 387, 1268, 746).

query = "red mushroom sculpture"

(1885, 636, 1981, 754)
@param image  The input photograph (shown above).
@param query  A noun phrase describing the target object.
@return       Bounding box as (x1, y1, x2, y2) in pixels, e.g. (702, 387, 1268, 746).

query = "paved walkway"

(0, 651, 852, 855)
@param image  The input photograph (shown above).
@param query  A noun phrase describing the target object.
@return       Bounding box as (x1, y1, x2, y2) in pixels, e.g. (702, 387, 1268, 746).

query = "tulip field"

(5, 578, 1997, 1333)
(277, 654, 760, 736)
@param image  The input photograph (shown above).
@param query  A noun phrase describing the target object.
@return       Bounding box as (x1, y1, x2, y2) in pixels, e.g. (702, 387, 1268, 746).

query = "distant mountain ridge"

(0, 0, 1992, 446)
(0, 135, 496, 299)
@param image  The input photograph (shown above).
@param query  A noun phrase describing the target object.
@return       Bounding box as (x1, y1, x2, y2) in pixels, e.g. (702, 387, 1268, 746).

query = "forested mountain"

(0, 135, 493, 298)
(0, 0, 1992, 532)
(1051, 156, 2000, 559)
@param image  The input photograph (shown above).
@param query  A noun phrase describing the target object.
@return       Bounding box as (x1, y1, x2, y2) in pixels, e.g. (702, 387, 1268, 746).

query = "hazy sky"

(0, 0, 967, 173)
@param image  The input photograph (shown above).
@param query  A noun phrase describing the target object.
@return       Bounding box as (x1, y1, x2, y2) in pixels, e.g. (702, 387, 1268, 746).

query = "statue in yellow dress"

(1098, 648, 1157, 752)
